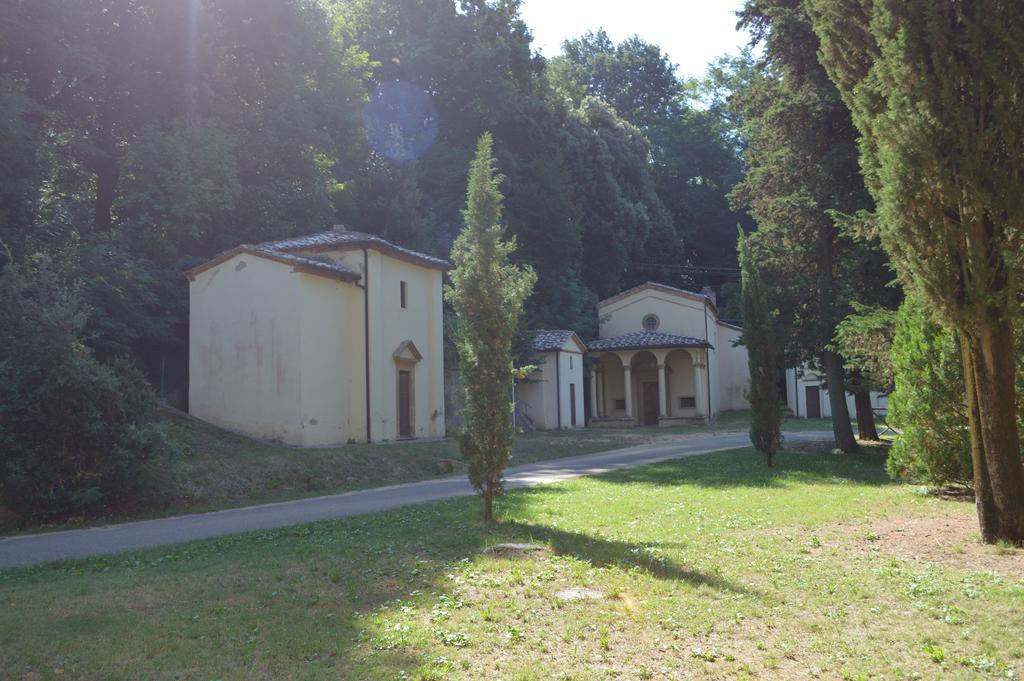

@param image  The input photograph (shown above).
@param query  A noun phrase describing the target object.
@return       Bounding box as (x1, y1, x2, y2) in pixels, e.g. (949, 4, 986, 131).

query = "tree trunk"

(766, 450, 774, 467)
(853, 388, 879, 441)
(816, 213, 857, 454)
(482, 481, 495, 522)
(823, 349, 859, 452)
(963, 321, 1024, 543)
(961, 335, 1000, 540)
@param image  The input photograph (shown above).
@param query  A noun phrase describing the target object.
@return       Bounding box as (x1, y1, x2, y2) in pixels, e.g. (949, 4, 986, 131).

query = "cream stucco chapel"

(186, 228, 753, 445)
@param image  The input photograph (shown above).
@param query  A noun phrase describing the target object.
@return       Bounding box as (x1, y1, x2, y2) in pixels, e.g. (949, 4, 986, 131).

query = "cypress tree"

(445, 133, 536, 522)
(809, 0, 1024, 543)
(731, 0, 869, 454)
(739, 230, 783, 466)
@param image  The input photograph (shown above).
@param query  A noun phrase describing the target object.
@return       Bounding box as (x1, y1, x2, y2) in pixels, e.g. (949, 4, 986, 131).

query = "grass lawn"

(2, 442, 1021, 680)
(0, 409, 836, 535)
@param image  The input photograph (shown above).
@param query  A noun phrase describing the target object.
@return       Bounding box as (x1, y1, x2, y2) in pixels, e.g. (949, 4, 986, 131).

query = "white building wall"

(784, 367, 888, 419)
(298, 274, 364, 445)
(517, 352, 555, 430)
(188, 254, 306, 444)
(364, 250, 445, 441)
(557, 348, 585, 428)
(518, 345, 585, 430)
(716, 324, 750, 411)
(190, 243, 446, 446)
(599, 290, 709, 339)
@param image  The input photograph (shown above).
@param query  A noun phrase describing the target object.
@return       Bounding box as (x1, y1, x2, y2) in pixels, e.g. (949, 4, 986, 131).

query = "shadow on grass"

(486, 518, 751, 594)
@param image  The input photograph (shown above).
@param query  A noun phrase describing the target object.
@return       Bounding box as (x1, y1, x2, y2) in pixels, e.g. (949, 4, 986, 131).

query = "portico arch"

(630, 351, 659, 425)
(586, 333, 712, 428)
(665, 349, 697, 418)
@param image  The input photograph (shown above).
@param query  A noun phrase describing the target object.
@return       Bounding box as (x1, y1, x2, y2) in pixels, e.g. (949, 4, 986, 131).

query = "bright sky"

(519, 0, 751, 79)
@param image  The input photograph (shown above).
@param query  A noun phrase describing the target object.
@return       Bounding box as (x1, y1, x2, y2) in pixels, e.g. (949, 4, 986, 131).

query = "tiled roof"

(254, 249, 361, 280)
(257, 228, 450, 270)
(587, 331, 713, 352)
(596, 282, 716, 311)
(531, 329, 577, 352)
(182, 245, 362, 283)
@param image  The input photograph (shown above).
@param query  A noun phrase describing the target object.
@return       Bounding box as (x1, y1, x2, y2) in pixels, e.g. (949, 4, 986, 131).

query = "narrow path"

(0, 430, 832, 569)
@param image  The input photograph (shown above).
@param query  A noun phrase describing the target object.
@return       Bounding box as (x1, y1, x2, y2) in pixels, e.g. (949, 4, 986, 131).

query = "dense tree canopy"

(809, 0, 1024, 542)
(0, 0, 749, 412)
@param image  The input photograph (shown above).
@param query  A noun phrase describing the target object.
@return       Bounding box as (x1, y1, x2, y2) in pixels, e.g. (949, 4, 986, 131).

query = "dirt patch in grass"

(859, 512, 1024, 576)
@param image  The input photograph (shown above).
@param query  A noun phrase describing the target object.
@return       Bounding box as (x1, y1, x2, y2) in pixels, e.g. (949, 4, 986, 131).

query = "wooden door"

(398, 370, 412, 437)
(805, 385, 821, 419)
(569, 384, 577, 426)
(642, 382, 659, 425)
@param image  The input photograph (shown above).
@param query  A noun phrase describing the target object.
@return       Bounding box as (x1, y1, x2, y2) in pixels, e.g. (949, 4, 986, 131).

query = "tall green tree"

(555, 29, 678, 131)
(445, 133, 536, 522)
(0, 0, 370, 395)
(342, 0, 593, 333)
(738, 230, 783, 466)
(557, 97, 672, 298)
(832, 302, 897, 440)
(809, 0, 1024, 542)
(552, 31, 752, 277)
(731, 0, 869, 453)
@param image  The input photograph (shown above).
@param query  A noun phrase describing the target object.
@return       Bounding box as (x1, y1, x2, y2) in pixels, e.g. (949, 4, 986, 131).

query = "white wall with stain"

(188, 243, 445, 445)
(188, 254, 306, 443)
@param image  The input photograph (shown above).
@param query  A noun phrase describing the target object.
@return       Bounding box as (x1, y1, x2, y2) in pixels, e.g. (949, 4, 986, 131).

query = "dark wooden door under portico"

(642, 381, 659, 425)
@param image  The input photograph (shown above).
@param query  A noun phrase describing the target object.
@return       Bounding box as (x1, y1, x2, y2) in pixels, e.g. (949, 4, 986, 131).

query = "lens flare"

(362, 80, 439, 164)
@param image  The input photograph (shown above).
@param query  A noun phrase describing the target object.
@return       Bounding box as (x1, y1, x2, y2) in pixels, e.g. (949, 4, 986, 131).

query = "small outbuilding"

(784, 365, 888, 419)
(516, 330, 587, 430)
(184, 227, 448, 446)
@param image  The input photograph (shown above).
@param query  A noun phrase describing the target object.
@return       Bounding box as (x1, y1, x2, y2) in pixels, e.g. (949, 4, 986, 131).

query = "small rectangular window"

(614, 399, 626, 411)
(400, 281, 407, 308)
(679, 396, 696, 409)
(569, 356, 573, 369)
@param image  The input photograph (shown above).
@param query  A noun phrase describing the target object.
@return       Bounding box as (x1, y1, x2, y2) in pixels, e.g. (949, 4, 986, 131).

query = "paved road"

(0, 430, 832, 569)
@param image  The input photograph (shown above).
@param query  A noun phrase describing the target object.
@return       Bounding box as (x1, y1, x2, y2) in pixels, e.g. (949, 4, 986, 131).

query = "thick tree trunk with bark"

(853, 388, 879, 441)
(960, 335, 1000, 540)
(962, 320, 1024, 543)
(823, 349, 859, 452)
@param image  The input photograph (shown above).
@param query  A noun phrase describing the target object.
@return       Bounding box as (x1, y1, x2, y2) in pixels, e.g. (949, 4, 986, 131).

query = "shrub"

(0, 255, 163, 521)
(886, 297, 972, 486)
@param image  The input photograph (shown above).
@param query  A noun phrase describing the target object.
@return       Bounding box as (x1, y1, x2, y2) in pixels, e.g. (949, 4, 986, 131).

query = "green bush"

(886, 298, 972, 486)
(0, 256, 164, 521)
(886, 297, 1024, 488)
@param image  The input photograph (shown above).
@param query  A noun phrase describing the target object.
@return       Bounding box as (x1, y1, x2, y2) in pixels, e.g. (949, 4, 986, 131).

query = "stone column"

(693, 351, 709, 422)
(589, 369, 599, 424)
(622, 365, 633, 420)
(657, 363, 668, 418)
